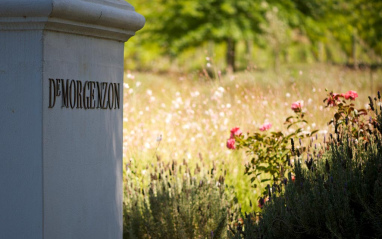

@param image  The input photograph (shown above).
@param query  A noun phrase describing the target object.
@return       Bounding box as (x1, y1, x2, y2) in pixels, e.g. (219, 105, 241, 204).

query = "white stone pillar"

(0, 1, 144, 238)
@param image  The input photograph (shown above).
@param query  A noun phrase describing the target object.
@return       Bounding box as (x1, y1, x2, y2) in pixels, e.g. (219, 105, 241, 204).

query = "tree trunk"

(226, 38, 236, 73)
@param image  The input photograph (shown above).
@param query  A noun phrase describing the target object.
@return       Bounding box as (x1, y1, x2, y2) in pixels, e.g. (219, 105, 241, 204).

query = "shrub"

(227, 100, 317, 199)
(123, 158, 235, 239)
(229, 134, 382, 238)
(229, 93, 382, 239)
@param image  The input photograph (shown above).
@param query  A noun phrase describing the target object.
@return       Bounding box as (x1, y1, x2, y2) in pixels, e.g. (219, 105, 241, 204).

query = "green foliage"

(229, 93, 382, 239)
(376, 92, 382, 134)
(123, 158, 235, 239)
(234, 104, 317, 198)
(324, 90, 370, 137)
(349, 0, 382, 56)
(149, 0, 263, 53)
(126, 0, 382, 71)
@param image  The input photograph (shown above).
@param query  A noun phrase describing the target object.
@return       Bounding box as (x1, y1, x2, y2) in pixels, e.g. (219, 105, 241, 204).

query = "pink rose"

(226, 138, 236, 149)
(291, 101, 303, 112)
(230, 127, 242, 138)
(343, 90, 358, 100)
(291, 175, 296, 182)
(259, 122, 272, 131)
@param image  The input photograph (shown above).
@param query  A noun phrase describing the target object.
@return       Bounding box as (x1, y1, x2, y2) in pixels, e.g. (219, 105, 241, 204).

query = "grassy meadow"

(122, 64, 382, 212)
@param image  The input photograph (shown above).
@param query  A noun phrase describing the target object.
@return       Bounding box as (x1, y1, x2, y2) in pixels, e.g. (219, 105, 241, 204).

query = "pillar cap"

(0, 0, 145, 41)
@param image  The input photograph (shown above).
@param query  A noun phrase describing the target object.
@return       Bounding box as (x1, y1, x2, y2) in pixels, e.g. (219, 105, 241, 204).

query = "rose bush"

(227, 90, 367, 203)
(228, 92, 382, 239)
(227, 100, 317, 198)
(323, 90, 375, 139)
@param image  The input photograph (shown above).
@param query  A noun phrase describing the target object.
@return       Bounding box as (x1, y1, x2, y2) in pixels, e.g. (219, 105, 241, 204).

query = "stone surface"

(0, 0, 145, 41)
(0, 1, 144, 238)
(0, 29, 44, 239)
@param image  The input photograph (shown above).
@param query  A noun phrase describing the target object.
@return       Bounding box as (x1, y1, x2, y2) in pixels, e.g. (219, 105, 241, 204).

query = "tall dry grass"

(123, 63, 382, 211)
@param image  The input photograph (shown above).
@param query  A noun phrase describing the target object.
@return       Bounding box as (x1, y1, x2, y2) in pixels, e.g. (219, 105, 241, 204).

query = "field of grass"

(122, 63, 382, 212)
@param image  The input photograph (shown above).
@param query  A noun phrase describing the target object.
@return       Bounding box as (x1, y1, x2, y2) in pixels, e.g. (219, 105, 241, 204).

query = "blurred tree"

(260, 8, 291, 73)
(148, 0, 264, 72)
(257, 0, 326, 71)
(125, 0, 382, 71)
(353, 0, 382, 61)
(317, 0, 382, 64)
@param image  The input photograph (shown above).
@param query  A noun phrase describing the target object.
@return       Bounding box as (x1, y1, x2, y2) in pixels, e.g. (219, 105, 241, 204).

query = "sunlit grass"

(123, 63, 382, 212)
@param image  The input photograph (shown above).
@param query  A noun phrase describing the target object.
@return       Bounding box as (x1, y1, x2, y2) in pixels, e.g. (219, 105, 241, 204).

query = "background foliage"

(125, 0, 382, 72)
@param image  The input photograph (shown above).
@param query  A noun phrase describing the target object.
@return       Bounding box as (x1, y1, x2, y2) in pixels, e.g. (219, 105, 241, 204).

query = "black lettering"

(108, 83, 114, 109)
(69, 80, 76, 109)
(114, 83, 120, 109)
(76, 80, 82, 108)
(102, 82, 108, 109)
(48, 79, 122, 110)
(49, 78, 56, 108)
(83, 81, 88, 109)
(86, 81, 91, 109)
(61, 79, 69, 108)
(96, 81, 102, 109)
(90, 81, 96, 109)
(55, 79, 61, 97)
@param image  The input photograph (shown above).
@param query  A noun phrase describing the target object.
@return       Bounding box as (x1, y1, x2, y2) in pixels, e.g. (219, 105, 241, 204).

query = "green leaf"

(285, 116, 294, 122)
(310, 129, 319, 135)
(271, 132, 284, 137)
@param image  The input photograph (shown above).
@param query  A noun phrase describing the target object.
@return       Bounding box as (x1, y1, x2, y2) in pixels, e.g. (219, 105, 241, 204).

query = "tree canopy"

(126, 0, 382, 71)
